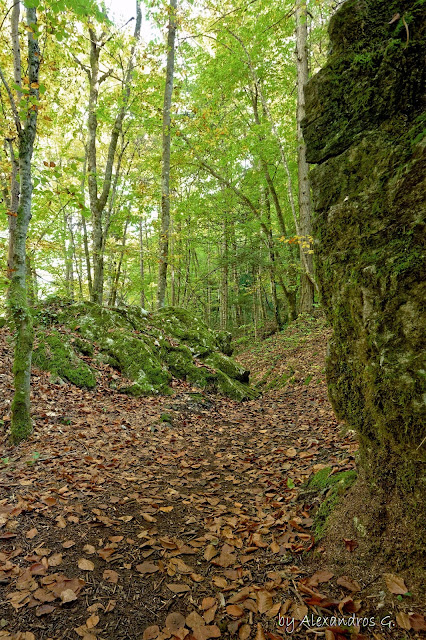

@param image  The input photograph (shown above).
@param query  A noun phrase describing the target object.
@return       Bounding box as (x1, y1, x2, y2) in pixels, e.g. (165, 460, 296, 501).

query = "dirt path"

(0, 323, 423, 640)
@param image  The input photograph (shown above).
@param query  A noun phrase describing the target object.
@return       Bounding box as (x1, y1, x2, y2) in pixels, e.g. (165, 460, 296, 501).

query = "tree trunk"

(84, 3, 141, 305)
(4, 140, 19, 285)
(220, 218, 229, 330)
(108, 218, 129, 307)
(296, 1, 315, 314)
(157, 0, 177, 309)
(7, 3, 40, 443)
(139, 218, 145, 308)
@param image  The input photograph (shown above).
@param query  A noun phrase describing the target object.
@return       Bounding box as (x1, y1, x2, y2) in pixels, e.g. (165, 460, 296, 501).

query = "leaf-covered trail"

(0, 321, 423, 640)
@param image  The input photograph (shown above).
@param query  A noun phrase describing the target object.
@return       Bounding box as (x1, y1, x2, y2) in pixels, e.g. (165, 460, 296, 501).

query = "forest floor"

(0, 316, 424, 640)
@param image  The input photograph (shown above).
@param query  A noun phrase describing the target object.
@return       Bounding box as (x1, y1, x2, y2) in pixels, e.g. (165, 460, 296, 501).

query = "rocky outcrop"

(32, 302, 257, 401)
(303, 0, 425, 562)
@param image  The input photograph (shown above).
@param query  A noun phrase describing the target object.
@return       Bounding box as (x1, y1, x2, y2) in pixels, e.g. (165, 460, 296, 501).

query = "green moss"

(215, 370, 259, 401)
(152, 307, 220, 356)
(72, 336, 94, 356)
(308, 466, 333, 489)
(203, 352, 249, 382)
(313, 470, 358, 539)
(0, 317, 6, 329)
(33, 330, 96, 388)
(32, 302, 257, 400)
(102, 331, 171, 394)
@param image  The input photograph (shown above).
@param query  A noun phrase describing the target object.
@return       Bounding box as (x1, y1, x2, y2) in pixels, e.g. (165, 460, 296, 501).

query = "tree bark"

(108, 217, 129, 307)
(6, 3, 40, 443)
(139, 218, 145, 308)
(83, 2, 141, 304)
(157, 0, 177, 309)
(227, 29, 318, 299)
(4, 139, 19, 284)
(220, 217, 229, 330)
(296, 1, 315, 314)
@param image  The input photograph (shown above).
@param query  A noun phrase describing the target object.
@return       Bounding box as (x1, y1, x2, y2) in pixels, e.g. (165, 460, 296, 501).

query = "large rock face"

(303, 0, 425, 561)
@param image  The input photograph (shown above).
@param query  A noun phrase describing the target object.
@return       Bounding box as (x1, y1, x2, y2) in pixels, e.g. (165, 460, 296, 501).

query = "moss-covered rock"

(202, 353, 249, 383)
(33, 329, 96, 388)
(32, 302, 256, 400)
(303, 0, 425, 563)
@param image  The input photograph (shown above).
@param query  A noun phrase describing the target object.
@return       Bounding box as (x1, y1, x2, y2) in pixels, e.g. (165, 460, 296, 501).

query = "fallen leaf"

(143, 626, 160, 640)
(343, 538, 358, 552)
(336, 576, 361, 592)
(212, 576, 228, 588)
(202, 597, 216, 610)
(83, 544, 96, 554)
(226, 605, 244, 617)
(136, 562, 159, 575)
(203, 605, 217, 624)
(165, 612, 186, 636)
(35, 604, 55, 616)
(204, 545, 218, 561)
(86, 614, 99, 629)
(384, 573, 408, 595)
(396, 612, 411, 630)
(254, 623, 266, 640)
(60, 588, 77, 603)
(105, 600, 116, 613)
(48, 553, 63, 567)
(166, 583, 191, 593)
(290, 604, 308, 620)
(239, 624, 251, 640)
(103, 569, 119, 584)
(78, 559, 95, 571)
(409, 613, 426, 631)
(62, 540, 76, 548)
(257, 591, 273, 614)
(307, 570, 333, 586)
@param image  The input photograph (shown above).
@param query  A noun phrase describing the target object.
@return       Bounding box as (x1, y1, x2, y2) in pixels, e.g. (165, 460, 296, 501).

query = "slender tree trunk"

(108, 218, 129, 307)
(79, 151, 92, 298)
(296, 0, 315, 313)
(83, 3, 141, 304)
(220, 218, 229, 330)
(7, 3, 40, 443)
(139, 218, 145, 308)
(228, 29, 317, 299)
(170, 216, 176, 306)
(157, 0, 177, 309)
(5, 140, 19, 284)
(262, 187, 283, 330)
(230, 223, 242, 328)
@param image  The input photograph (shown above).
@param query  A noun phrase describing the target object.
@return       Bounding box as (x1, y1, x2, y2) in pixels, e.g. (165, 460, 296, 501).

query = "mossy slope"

(32, 302, 256, 400)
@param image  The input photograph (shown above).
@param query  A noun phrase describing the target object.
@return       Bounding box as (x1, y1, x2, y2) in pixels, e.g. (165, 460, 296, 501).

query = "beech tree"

(157, 0, 177, 309)
(0, 0, 40, 443)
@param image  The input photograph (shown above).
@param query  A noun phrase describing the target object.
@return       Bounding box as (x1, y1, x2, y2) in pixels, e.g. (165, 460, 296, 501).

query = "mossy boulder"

(32, 302, 256, 400)
(33, 329, 96, 388)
